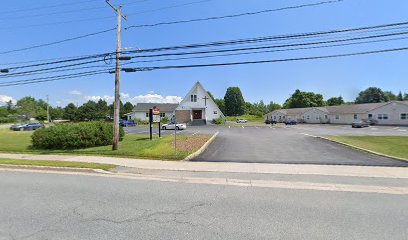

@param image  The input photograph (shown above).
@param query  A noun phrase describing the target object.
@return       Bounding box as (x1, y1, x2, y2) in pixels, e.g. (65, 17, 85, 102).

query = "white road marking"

(398, 129, 407, 132)
(242, 126, 244, 128)
(393, 127, 400, 130)
(301, 133, 318, 138)
(2, 169, 407, 195)
(192, 131, 200, 136)
(228, 126, 231, 129)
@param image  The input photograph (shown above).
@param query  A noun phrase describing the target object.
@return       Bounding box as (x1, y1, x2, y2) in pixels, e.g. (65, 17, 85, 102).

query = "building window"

(129, 116, 132, 120)
(307, 115, 310, 120)
(335, 115, 339, 120)
(325, 115, 328, 120)
(213, 111, 217, 114)
(378, 114, 389, 120)
(190, 94, 197, 102)
(368, 114, 373, 119)
(354, 114, 358, 120)
(145, 113, 149, 117)
(160, 113, 165, 117)
(274, 116, 276, 120)
(283, 116, 286, 119)
(401, 113, 408, 120)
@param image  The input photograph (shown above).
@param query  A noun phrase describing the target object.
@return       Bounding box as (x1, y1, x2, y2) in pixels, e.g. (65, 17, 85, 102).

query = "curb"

(318, 136, 408, 163)
(0, 164, 112, 174)
(183, 131, 219, 161)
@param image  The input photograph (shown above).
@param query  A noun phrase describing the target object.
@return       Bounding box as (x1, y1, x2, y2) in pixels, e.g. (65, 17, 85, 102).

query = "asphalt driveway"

(194, 125, 408, 167)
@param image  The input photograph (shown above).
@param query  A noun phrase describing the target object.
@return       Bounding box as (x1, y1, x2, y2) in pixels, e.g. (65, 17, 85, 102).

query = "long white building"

(265, 101, 408, 126)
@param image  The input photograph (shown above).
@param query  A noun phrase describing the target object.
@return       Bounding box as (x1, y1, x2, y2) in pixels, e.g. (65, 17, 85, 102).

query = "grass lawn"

(328, 136, 408, 160)
(225, 114, 265, 125)
(0, 158, 117, 171)
(0, 129, 211, 160)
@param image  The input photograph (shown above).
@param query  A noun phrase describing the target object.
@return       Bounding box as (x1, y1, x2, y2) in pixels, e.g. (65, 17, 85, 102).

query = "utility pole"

(46, 95, 50, 123)
(106, 0, 127, 150)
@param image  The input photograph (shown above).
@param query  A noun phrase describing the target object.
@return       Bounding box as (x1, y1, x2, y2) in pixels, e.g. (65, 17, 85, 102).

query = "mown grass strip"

(327, 136, 408, 160)
(0, 158, 117, 171)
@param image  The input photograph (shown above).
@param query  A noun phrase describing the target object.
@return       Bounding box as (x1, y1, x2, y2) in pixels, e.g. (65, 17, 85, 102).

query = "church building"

(175, 82, 224, 125)
(125, 82, 224, 125)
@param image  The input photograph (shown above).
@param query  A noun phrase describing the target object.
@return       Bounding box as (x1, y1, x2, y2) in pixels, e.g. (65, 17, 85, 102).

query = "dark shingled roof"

(130, 103, 179, 112)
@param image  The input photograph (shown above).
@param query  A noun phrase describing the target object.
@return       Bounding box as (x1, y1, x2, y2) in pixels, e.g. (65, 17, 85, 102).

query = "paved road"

(194, 125, 408, 166)
(1, 171, 407, 240)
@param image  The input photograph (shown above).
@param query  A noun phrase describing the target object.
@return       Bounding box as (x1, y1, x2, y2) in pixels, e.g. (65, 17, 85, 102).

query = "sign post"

(149, 109, 153, 140)
(151, 106, 161, 140)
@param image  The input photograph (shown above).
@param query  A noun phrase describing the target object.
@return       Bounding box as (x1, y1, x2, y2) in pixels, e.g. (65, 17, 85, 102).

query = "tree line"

(0, 97, 134, 122)
(209, 87, 408, 116)
(1, 87, 407, 122)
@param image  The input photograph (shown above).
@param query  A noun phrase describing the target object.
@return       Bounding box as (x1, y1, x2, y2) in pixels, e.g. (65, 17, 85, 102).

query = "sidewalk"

(1, 153, 407, 179)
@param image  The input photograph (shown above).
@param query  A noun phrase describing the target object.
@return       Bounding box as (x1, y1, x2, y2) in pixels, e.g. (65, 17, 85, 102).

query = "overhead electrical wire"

(3, 20, 408, 77)
(0, 28, 115, 55)
(1, 0, 342, 30)
(125, 0, 344, 29)
(3, 21, 408, 68)
(2, 46, 408, 87)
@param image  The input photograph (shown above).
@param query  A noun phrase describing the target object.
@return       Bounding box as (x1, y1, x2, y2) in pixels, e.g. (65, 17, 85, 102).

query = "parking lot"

(125, 124, 408, 167)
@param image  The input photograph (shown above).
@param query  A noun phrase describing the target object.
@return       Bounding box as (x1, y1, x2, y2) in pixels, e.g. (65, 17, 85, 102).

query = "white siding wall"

(368, 102, 408, 125)
(265, 111, 286, 122)
(301, 109, 329, 124)
(328, 113, 366, 124)
(177, 83, 223, 122)
(127, 111, 174, 121)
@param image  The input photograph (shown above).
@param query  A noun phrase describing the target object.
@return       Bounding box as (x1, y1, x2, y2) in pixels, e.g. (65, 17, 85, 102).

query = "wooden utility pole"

(106, 0, 127, 150)
(46, 95, 50, 123)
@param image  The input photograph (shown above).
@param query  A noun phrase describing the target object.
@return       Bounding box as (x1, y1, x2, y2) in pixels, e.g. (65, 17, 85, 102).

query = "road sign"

(152, 106, 160, 115)
(152, 115, 160, 123)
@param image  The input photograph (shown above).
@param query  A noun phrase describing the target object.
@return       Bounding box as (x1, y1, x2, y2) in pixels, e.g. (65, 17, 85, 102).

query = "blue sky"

(1, 0, 408, 106)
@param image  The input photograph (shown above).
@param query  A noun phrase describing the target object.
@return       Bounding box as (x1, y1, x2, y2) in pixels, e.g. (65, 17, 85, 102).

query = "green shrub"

(31, 121, 125, 149)
(0, 117, 18, 123)
(212, 117, 225, 125)
(161, 116, 169, 124)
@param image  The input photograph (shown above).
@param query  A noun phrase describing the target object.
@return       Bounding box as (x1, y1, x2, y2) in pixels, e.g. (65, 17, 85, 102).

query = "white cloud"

(0, 95, 15, 106)
(69, 90, 82, 96)
(83, 92, 182, 105)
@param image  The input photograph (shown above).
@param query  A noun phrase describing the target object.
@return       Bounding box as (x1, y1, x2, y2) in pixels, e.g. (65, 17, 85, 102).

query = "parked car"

(265, 119, 277, 124)
(161, 122, 187, 130)
(119, 120, 136, 127)
(367, 119, 378, 125)
(284, 119, 297, 125)
(351, 120, 369, 128)
(236, 119, 247, 123)
(10, 122, 44, 131)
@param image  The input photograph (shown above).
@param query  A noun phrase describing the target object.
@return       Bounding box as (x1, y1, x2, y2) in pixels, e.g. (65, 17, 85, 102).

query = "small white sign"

(153, 115, 160, 123)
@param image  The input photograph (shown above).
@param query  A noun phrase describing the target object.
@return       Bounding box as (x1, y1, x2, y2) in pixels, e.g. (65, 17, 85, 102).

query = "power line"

(124, 31, 408, 59)
(0, 0, 211, 30)
(0, 28, 115, 55)
(125, 21, 408, 53)
(3, 46, 408, 87)
(125, 46, 408, 72)
(3, 21, 408, 68)
(3, 21, 408, 73)
(125, 0, 344, 29)
(0, 0, 102, 15)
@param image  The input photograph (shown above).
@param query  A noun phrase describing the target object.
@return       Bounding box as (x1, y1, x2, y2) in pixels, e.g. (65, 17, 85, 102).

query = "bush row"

(0, 117, 18, 123)
(31, 122, 125, 149)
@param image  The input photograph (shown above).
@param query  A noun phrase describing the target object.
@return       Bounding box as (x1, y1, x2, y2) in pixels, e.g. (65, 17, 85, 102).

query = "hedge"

(0, 117, 18, 123)
(31, 122, 125, 149)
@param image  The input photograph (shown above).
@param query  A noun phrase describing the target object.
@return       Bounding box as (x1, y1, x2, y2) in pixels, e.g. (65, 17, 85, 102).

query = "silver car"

(161, 122, 187, 130)
(351, 120, 369, 128)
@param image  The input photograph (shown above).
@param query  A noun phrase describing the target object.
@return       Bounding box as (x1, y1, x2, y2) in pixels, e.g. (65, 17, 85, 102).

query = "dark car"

(284, 119, 297, 125)
(10, 122, 44, 131)
(119, 120, 136, 127)
(265, 119, 277, 124)
(351, 120, 369, 128)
